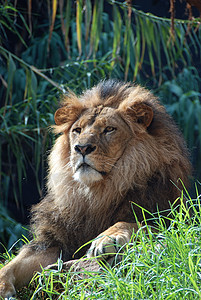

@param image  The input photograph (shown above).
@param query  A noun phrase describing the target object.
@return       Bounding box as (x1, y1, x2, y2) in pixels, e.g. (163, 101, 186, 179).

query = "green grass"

(1, 187, 201, 299)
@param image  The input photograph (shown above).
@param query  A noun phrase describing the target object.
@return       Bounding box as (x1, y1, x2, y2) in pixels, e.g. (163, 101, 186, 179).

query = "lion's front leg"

(87, 222, 138, 259)
(0, 245, 59, 299)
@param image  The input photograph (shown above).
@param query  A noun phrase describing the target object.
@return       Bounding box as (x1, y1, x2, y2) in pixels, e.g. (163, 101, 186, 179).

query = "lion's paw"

(87, 227, 131, 259)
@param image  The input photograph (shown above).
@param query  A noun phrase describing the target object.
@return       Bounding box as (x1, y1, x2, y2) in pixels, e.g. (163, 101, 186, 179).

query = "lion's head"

(48, 80, 191, 212)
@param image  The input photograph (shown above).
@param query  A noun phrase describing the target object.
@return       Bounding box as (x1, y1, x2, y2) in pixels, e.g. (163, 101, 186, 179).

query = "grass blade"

(76, 0, 83, 57)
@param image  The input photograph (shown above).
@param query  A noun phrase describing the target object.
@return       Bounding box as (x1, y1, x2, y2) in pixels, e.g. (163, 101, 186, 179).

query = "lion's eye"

(73, 127, 81, 134)
(103, 126, 116, 134)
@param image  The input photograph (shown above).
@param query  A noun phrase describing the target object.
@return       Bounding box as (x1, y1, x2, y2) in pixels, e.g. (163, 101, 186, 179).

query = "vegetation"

(0, 0, 201, 297)
(1, 187, 201, 299)
(156, 66, 201, 173)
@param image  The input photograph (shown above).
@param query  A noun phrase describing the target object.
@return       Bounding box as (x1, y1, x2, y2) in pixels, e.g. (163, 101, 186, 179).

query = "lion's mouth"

(76, 162, 91, 172)
(76, 162, 106, 176)
(73, 160, 105, 184)
(73, 159, 107, 186)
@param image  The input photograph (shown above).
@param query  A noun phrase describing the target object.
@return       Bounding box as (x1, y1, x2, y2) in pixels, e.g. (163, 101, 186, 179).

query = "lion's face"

(69, 106, 132, 185)
(54, 83, 155, 187)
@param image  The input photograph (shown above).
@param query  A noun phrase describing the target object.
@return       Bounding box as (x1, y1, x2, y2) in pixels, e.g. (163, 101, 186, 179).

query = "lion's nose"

(74, 144, 96, 156)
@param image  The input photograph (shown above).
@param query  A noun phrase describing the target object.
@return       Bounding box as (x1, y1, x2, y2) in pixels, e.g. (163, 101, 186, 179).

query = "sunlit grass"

(0, 187, 198, 299)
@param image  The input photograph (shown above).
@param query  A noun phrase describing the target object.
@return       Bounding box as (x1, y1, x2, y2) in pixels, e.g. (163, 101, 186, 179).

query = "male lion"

(0, 80, 191, 298)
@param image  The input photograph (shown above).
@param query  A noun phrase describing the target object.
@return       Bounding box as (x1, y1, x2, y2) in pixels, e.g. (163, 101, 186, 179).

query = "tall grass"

(0, 187, 199, 299)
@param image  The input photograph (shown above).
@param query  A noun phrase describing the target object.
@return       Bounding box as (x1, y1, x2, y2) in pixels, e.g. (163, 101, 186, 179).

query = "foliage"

(1, 1, 201, 81)
(0, 206, 28, 251)
(0, 1, 29, 48)
(1, 186, 200, 299)
(156, 67, 201, 178)
(0, 0, 201, 248)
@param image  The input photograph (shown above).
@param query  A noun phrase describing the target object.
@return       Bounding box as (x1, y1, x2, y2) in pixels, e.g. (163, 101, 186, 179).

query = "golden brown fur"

(0, 80, 191, 298)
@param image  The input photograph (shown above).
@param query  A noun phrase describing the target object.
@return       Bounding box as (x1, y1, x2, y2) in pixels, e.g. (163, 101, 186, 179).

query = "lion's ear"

(54, 105, 83, 126)
(54, 94, 84, 126)
(130, 103, 153, 128)
(119, 102, 154, 128)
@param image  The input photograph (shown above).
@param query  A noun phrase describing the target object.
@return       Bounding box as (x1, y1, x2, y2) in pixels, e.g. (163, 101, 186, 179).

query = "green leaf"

(112, 4, 122, 65)
(5, 53, 16, 107)
(85, 0, 92, 42)
(76, 0, 83, 57)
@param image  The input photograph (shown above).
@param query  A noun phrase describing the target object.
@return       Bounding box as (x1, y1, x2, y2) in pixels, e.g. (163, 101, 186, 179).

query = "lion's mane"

(30, 80, 191, 260)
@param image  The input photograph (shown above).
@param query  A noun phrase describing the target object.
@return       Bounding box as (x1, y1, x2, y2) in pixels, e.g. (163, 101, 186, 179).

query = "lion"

(0, 80, 191, 298)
